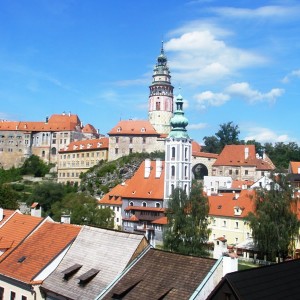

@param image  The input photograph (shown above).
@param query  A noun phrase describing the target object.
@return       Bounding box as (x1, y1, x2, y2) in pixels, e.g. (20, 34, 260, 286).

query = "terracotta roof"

(192, 141, 218, 158)
(0, 213, 44, 261)
(213, 145, 275, 170)
(59, 137, 109, 153)
(0, 222, 80, 284)
(151, 216, 168, 225)
(209, 190, 255, 218)
(0, 209, 16, 227)
(231, 180, 254, 189)
(99, 160, 165, 203)
(289, 161, 300, 174)
(0, 113, 82, 132)
(108, 120, 159, 136)
(82, 123, 98, 134)
(102, 248, 217, 300)
(125, 206, 165, 212)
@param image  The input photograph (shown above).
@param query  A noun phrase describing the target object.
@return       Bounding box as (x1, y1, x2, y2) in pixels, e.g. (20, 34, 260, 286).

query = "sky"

(0, 0, 299, 145)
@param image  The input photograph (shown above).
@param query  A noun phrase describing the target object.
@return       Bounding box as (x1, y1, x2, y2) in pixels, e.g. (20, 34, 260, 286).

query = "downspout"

(189, 257, 223, 300)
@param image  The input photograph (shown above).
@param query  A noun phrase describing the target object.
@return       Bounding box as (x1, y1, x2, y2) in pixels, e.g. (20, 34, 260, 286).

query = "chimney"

(155, 159, 162, 178)
(0, 208, 3, 221)
(61, 214, 71, 224)
(244, 147, 249, 160)
(31, 203, 42, 218)
(144, 159, 151, 178)
(45, 116, 49, 123)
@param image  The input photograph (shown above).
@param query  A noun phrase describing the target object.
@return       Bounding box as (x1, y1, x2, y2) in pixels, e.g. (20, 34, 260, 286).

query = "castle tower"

(164, 93, 192, 205)
(148, 42, 174, 134)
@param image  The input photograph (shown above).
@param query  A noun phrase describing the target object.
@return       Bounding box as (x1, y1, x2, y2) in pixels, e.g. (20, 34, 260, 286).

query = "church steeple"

(164, 92, 192, 205)
(148, 42, 174, 134)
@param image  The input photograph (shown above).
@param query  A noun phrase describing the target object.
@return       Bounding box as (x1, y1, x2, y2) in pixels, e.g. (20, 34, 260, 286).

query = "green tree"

(27, 182, 65, 214)
(247, 175, 300, 261)
(21, 155, 52, 177)
(163, 182, 210, 256)
(51, 193, 114, 228)
(0, 184, 19, 209)
(202, 121, 240, 154)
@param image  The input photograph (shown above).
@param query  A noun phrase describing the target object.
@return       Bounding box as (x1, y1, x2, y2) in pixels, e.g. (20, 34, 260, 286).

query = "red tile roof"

(124, 206, 165, 212)
(0, 222, 80, 284)
(192, 141, 219, 158)
(0, 213, 44, 261)
(0, 114, 82, 132)
(213, 145, 275, 170)
(82, 123, 98, 134)
(289, 161, 300, 174)
(59, 137, 109, 153)
(108, 120, 159, 136)
(151, 216, 168, 225)
(0, 209, 16, 227)
(99, 160, 165, 205)
(209, 190, 255, 218)
(231, 180, 254, 189)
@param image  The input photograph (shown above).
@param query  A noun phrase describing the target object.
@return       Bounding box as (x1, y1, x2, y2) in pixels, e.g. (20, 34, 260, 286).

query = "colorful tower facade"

(148, 42, 174, 134)
(164, 93, 192, 205)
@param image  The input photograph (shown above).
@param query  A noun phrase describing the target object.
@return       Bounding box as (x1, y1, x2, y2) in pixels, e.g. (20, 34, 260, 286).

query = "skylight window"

(18, 256, 26, 263)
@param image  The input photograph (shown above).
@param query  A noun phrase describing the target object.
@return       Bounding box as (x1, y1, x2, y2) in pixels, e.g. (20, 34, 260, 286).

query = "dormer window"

(141, 127, 146, 133)
(117, 127, 122, 132)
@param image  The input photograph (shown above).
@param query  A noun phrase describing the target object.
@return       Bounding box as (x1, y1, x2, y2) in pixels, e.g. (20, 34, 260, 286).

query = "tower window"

(156, 102, 161, 110)
(171, 166, 175, 177)
(171, 147, 175, 159)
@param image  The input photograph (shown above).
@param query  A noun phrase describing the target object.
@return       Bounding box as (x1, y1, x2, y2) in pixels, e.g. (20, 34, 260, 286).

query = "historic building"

(57, 137, 109, 184)
(212, 145, 275, 182)
(0, 113, 99, 169)
(164, 93, 192, 202)
(148, 42, 174, 135)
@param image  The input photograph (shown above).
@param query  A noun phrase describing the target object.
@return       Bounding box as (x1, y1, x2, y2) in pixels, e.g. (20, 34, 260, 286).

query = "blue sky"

(0, 0, 299, 145)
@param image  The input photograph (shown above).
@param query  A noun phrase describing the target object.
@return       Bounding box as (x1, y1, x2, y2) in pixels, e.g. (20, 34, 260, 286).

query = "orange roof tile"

(0, 222, 80, 284)
(0, 209, 16, 227)
(213, 145, 275, 170)
(192, 141, 218, 158)
(0, 213, 44, 261)
(151, 216, 168, 225)
(59, 137, 109, 153)
(100, 160, 165, 203)
(124, 206, 165, 212)
(82, 123, 98, 134)
(231, 180, 254, 189)
(290, 162, 300, 174)
(209, 190, 255, 218)
(108, 120, 158, 136)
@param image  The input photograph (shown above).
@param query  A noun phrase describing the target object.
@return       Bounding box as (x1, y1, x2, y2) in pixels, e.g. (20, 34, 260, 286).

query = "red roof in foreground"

(289, 161, 300, 174)
(0, 222, 80, 284)
(0, 213, 44, 261)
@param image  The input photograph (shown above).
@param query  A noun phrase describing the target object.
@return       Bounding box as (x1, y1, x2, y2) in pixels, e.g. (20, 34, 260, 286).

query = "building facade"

(57, 137, 109, 184)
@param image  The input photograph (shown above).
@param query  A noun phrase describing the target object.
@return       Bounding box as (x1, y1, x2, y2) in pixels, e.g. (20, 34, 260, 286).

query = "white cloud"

(225, 82, 284, 104)
(165, 29, 266, 86)
(188, 123, 208, 130)
(211, 5, 300, 19)
(194, 91, 230, 109)
(282, 69, 300, 83)
(244, 127, 290, 143)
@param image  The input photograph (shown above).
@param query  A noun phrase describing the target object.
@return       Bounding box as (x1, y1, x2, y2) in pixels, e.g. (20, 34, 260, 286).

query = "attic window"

(18, 256, 26, 263)
(141, 127, 146, 132)
(78, 268, 99, 285)
(62, 263, 82, 280)
(217, 205, 222, 209)
(117, 127, 122, 132)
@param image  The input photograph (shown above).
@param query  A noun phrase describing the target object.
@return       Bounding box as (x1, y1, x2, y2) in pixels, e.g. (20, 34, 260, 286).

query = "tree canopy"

(247, 175, 300, 261)
(163, 182, 210, 256)
(20, 155, 52, 177)
(0, 184, 19, 210)
(51, 192, 114, 228)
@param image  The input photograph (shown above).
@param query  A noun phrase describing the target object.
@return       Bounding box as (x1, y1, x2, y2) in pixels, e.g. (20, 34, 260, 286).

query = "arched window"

(171, 166, 175, 177)
(155, 202, 160, 208)
(171, 147, 175, 159)
(51, 147, 56, 155)
(171, 184, 175, 194)
(142, 202, 147, 207)
(129, 201, 134, 206)
(42, 150, 45, 158)
(184, 184, 187, 193)
(185, 147, 188, 160)
(185, 166, 188, 178)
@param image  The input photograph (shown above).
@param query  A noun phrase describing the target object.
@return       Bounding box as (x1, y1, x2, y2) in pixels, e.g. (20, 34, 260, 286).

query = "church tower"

(164, 93, 192, 205)
(148, 42, 174, 134)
